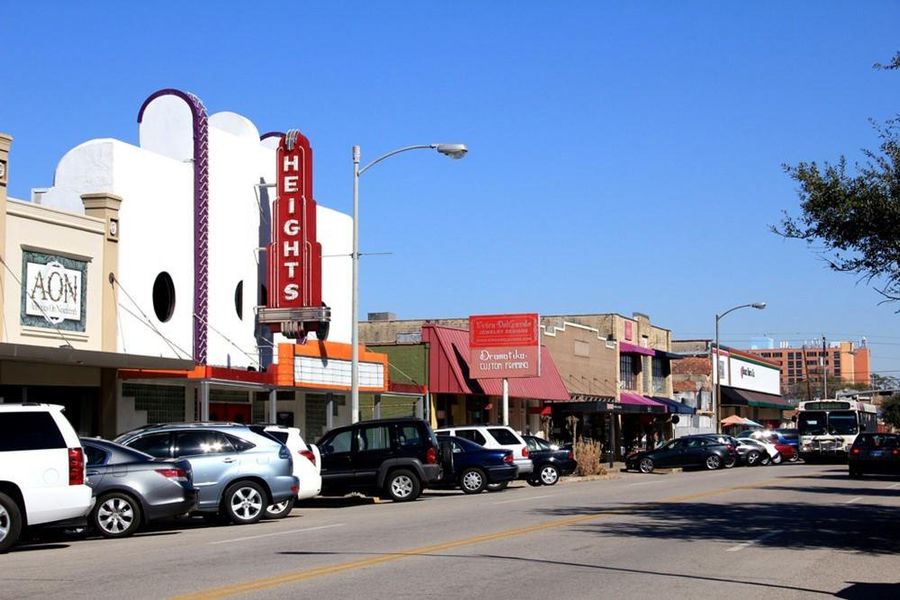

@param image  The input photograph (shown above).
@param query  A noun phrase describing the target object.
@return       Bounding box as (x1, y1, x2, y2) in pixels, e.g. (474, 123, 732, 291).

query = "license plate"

(870, 450, 883, 458)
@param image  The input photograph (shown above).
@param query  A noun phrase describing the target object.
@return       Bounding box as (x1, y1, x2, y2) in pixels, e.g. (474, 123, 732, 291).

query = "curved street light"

(714, 302, 766, 433)
(351, 143, 468, 423)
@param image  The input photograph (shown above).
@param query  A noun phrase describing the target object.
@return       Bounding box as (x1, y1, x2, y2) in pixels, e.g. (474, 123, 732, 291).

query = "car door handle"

(86, 470, 100, 476)
(223, 457, 237, 463)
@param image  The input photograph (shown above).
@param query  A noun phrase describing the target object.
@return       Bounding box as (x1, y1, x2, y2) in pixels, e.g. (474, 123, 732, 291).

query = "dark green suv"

(315, 418, 442, 502)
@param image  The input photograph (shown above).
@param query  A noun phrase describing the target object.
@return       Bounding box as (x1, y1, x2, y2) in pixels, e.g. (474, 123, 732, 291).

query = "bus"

(796, 400, 878, 462)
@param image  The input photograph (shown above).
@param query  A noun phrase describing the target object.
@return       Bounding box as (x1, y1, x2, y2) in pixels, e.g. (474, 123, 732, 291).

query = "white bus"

(796, 400, 878, 461)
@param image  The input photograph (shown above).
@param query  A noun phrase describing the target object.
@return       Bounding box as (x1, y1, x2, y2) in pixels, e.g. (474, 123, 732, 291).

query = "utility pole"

(822, 336, 828, 399)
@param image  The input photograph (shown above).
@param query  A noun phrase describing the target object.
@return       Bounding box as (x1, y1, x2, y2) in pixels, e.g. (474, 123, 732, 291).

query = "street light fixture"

(714, 301, 766, 433)
(351, 143, 468, 423)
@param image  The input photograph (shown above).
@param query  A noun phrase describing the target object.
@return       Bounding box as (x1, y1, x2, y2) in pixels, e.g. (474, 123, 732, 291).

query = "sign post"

(469, 313, 540, 425)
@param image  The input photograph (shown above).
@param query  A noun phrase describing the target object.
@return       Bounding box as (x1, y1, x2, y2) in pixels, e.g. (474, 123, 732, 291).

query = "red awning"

(422, 325, 570, 401)
(619, 341, 655, 356)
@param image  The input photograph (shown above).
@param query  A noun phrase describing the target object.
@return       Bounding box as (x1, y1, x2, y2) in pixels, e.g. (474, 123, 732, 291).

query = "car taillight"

(503, 452, 514, 464)
(522, 448, 529, 458)
(299, 449, 317, 466)
(850, 447, 861, 455)
(425, 447, 437, 464)
(892, 448, 899, 457)
(726, 444, 734, 451)
(155, 468, 189, 482)
(567, 451, 574, 460)
(68, 448, 85, 486)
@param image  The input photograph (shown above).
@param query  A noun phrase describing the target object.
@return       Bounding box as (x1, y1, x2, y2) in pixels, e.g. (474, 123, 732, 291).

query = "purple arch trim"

(138, 88, 210, 364)
(259, 131, 285, 141)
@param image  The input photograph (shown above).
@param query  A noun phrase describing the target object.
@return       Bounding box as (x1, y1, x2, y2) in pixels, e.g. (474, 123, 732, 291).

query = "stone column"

(0, 133, 12, 343)
(81, 193, 122, 353)
(99, 367, 118, 438)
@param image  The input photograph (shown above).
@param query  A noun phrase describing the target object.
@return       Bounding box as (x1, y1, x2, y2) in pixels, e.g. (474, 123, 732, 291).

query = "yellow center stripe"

(173, 478, 779, 600)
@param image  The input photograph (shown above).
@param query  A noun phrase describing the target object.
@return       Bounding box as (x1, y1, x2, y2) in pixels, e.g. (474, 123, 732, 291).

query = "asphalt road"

(2, 462, 898, 599)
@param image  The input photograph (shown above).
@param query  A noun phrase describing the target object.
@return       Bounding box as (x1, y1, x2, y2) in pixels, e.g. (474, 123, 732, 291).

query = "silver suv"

(115, 423, 298, 525)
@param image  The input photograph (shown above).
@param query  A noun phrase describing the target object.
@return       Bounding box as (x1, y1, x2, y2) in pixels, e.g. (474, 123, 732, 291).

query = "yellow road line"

(173, 478, 778, 600)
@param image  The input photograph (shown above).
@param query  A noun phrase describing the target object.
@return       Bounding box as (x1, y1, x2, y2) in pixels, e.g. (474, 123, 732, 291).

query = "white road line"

(726, 531, 779, 552)
(209, 523, 345, 545)
(888, 482, 900, 489)
(846, 496, 864, 504)
(492, 494, 554, 505)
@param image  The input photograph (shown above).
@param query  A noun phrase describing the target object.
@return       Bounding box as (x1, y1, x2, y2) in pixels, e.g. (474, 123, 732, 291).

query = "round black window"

(235, 281, 244, 320)
(152, 272, 176, 322)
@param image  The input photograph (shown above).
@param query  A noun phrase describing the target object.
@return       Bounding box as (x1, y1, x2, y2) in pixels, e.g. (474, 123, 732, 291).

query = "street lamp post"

(714, 301, 766, 433)
(351, 143, 467, 423)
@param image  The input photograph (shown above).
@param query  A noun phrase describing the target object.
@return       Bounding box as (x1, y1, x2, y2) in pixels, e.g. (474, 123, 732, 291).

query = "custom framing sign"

(469, 313, 541, 379)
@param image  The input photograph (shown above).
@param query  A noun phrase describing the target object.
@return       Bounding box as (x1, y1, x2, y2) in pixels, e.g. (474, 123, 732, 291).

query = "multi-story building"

(745, 340, 870, 396)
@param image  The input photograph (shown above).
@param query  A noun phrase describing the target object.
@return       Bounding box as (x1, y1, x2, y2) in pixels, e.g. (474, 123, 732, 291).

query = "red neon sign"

(266, 131, 323, 330)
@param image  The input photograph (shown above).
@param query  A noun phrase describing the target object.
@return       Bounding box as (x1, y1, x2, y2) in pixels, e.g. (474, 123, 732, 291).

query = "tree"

(883, 394, 900, 430)
(774, 52, 900, 303)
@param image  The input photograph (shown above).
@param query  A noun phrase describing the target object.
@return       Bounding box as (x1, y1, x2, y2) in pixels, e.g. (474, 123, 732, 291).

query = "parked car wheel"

(789, 454, 800, 463)
(264, 498, 294, 519)
(92, 492, 142, 538)
(704, 454, 722, 470)
(0, 492, 23, 553)
(849, 468, 862, 479)
(745, 450, 761, 466)
(723, 454, 737, 468)
(760, 454, 772, 466)
(385, 469, 421, 502)
(486, 481, 509, 492)
(459, 468, 487, 494)
(539, 464, 560, 485)
(639, 457, 655, 474)
(527, 478, 543, 487)
(223, 481, 266, 524)
(771, 453, 783, 465)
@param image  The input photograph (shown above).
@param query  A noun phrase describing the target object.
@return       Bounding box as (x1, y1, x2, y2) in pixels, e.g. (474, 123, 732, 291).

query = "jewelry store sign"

(469, 313, 540, 379)
(21, 251, 87, 331)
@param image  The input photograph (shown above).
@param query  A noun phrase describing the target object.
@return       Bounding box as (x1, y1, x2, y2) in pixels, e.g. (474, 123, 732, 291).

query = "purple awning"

(619, 341, 655, 356)
(619, 392, 664, 407)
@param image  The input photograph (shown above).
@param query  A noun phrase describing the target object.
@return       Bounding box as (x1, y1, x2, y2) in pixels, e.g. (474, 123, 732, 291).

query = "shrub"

(574, 440, 608, 476)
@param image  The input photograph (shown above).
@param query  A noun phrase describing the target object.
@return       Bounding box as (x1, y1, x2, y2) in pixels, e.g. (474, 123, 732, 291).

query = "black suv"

(315, 418, 442, 502)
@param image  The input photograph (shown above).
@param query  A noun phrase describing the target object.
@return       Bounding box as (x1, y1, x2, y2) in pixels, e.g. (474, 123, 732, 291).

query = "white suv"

(435, 425, 533, 480)
(0, 403, 93, 552)
(262, 425, 321, 517)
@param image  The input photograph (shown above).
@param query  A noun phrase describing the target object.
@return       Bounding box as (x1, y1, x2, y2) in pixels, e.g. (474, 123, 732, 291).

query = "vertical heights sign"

(469, 313, 541, 379)
(259, 129, 330, 340)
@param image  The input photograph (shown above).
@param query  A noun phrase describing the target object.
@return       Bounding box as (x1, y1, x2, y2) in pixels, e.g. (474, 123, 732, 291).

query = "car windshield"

(827, 411, 858, 435)
(798, 411, 827, 436)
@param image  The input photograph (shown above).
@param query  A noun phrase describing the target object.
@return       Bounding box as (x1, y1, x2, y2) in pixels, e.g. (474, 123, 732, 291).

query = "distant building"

(745, 340, 870, 396)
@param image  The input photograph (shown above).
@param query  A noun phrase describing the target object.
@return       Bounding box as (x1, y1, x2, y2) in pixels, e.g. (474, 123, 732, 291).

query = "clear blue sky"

(3, 2, 900, 378)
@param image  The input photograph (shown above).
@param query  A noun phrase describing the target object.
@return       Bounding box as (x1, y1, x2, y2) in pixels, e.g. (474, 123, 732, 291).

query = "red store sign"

(265, 131, 323, 333)
(469, 313, 541, 379)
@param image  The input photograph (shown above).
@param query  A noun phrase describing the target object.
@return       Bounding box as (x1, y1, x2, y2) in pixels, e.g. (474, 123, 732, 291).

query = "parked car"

(698, 434, 740, 468)
(255, 425, 321, 518)
(849, 433, 900, 478)
(316, 418, 442, 502)
(742, 430, 798, 462)
(626, 435, 737, 473)
(81, 438, 197, 538)
(1, 403, 94, 553)
(522, 435, 576, 486)
(736, 436, 781, 465)
(435, 425, 533, 488)
(115, 423, 298, 525)
(433, 435, 518, 493)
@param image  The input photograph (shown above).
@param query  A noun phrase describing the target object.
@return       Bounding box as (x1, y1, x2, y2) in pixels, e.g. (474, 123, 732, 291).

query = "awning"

(654, 349, 684, 360)
(618, 391, 667, 413)
(650, 396, 695, 414)
(721, 387, 791, 410)
(422, 325, 570, 401)
(0, 341, 194, 371)
(619, 341, 655, 356)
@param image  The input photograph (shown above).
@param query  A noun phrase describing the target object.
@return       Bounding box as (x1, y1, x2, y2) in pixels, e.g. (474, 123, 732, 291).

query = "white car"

(435, 425, 533, 486)
(0, 403, 94, 552)
(263, 425, 321, 517)
(736, 435, 781, 465)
